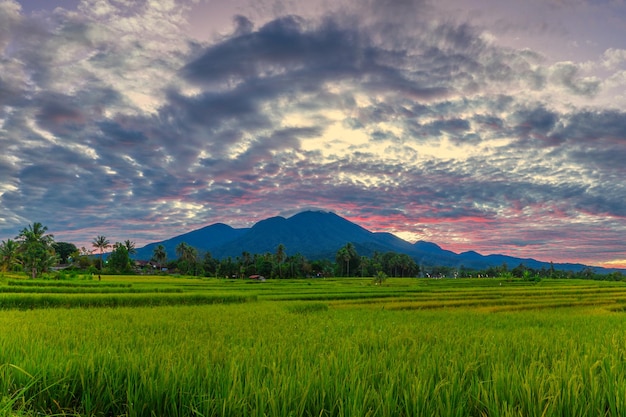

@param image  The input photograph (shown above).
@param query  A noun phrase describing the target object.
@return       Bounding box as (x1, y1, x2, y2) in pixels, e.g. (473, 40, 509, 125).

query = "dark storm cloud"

(98, 120, 150, 147)
(554, 110, 626, 143)
(165, 87, 271, 129)
(35, 93, 87, 132)
(423, 118, 471, 136)
(182, 15, 370, 85)
(182, 14, 453, 101)
(503, 106, 626, 181)
(0, 76, 22, 108)
(1, 1, 625, 267)
(509, 105, 562, 146)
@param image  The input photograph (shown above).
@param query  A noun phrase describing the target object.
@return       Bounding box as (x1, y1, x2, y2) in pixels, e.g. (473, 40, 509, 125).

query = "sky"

(1, 0, 625, 268)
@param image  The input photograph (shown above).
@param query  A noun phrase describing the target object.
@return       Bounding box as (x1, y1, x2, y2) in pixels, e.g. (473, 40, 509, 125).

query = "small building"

(248, 274, 266, 281)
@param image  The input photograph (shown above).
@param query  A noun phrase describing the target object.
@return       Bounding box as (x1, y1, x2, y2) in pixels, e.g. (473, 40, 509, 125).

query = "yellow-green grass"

(1, 276, 626, 416)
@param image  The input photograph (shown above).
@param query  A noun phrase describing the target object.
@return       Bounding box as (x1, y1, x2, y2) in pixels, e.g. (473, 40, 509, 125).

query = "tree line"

(0, 223, 420, 279)
(0, 223, 138, 279)
(1, 222, 623, 281)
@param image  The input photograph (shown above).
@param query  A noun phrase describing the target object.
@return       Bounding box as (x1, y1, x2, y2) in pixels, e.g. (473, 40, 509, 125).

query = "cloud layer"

(1, 0, 625, 267)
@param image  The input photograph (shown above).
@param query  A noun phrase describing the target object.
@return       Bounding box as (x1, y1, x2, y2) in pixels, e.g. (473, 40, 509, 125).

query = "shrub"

(373, 271, 388, 285)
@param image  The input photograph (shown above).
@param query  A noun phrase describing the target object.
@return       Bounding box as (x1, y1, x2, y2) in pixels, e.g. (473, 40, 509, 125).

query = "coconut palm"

(275, 244, 286, 279)
(0, 239, 20, 272)
(176, 242, 198, 275)
(124, 240, 136, 256)
(18, 222, 54, 245)
(336, 243, 358, 277)
(16, 222, 56, 279)
(152, 244, 167, 272)
(92, 235, 111, 278)
(336, 247, 350, 277)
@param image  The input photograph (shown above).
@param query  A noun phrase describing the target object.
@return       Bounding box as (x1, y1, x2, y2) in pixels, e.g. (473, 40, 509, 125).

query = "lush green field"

(1, 274, 626, 416)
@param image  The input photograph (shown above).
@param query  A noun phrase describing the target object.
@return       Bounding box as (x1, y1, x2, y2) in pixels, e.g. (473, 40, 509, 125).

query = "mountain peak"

(133, 210, 611, 273)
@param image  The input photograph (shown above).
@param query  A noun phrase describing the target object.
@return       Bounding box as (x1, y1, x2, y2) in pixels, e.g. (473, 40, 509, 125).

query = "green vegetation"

(9, 223, 58, 279)
(1, 222, 625, 415)
(1, 276, 626, 416)
(4, 222, 623, 282)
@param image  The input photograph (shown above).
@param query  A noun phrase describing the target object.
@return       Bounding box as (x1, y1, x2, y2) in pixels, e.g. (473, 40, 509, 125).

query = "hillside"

(134, 210, 612, 272)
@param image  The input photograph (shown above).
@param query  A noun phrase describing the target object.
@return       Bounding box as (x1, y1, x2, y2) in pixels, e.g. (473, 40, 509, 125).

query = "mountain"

(133, 223, 249, 262)
(213, 211, 406, 259)
(133, 210, 616, 273)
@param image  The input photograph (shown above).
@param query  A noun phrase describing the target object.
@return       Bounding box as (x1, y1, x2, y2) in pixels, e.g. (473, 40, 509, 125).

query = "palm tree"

(0, 239, 20, 272)
(339, 247, 350, 277)
(18, 222, 54, 246)
(92, 235, 110, 279)
(16, 222, 56, 279)
(336, 243, 358, 277)
(124, 240, 136, 256)
(176, 242, 198, 275)
(360, 256, 369, 277)
(275, 244, 286, 279)
(152, 244, 167, 272)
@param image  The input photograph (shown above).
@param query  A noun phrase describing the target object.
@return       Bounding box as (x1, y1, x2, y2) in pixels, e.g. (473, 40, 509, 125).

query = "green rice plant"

(0, 364, 39, 416)
(0, 286, 183, 294)
(0, 278, 626, 416)
(0, 292, 256, 310)
(7, 279, 132, 288)
(285, 302, 329, 314)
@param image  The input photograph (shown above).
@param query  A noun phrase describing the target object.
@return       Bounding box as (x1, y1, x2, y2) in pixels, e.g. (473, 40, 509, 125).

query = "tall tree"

(275, 244, 286, 279)
(124, 240, 136, 256)
(337, 247, 350, 277)
(360, 256, 369, 277)
(52, 242, 78, 264)
(108, 242, 132, 273)
(152, 244, 167, 272)
(16, 222, 57, 279)
(176, 242, 198, 275)
(203, 251, 218, 277)
(92, 235, 111, 279)
(336, 243, 358, 277)
(0, 239, 20, 272)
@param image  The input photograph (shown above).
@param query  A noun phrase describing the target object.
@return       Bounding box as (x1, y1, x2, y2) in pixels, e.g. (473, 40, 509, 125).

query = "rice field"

(1, 274, 626, 416)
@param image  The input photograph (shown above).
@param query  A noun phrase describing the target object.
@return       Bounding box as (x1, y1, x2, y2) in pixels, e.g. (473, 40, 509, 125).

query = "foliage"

(335, 242, 359, 277)
(202, 252, 218, 277)
(275, 244, 286, 278)
(0, 239, 21, 273)
(4, 222, 625, 283)
(2, 278, 626, 416)
(152, 244, 167, 271)
(51, 242, 78, 264)
(92, 235, 111, 272)
(373, 271, 388, 285)
(76, 254, 93, 270)
(108, 243, 133, 273)
(123, 240, 136, 256)
(175, 242, 199, 276)
(15, 223, 57, 279)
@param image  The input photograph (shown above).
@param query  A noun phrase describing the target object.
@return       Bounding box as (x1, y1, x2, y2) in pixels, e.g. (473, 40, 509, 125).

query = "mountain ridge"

(133, 210, 620, 273)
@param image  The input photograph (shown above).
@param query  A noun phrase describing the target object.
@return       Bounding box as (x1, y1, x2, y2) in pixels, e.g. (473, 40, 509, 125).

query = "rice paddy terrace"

(1, 275, 626, 416)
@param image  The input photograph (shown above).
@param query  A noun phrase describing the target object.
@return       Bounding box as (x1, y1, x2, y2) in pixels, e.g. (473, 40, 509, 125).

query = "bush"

(373, 271, 388, 285)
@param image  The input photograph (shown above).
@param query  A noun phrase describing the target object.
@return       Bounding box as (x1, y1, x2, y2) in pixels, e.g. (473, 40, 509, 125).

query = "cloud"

(0, 0, 624, 267)
(602, 48, 626, 69)
(549, 62, 601, 96)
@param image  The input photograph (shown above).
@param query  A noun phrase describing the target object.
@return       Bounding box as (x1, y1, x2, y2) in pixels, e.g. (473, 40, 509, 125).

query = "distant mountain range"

(133, 210, 617, 273)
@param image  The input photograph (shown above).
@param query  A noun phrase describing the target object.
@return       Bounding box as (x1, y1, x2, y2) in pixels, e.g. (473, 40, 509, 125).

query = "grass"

(7, 279, 132, 288)
(1, 276, 626, 416)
